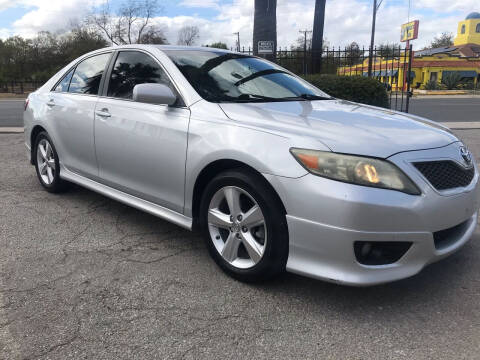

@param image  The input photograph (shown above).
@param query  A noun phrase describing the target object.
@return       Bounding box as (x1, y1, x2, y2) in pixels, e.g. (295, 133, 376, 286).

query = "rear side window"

(69, 53, 111, 95)
(54, 68, 74, 92)
(107, 51, 173, 99)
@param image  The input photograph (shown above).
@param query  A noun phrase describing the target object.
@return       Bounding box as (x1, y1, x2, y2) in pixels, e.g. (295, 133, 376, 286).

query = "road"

(0, 99, 24, 127)
(409, 96, 480, 122)
(1, 97, 479, 127)
(1, 130, 480, 359)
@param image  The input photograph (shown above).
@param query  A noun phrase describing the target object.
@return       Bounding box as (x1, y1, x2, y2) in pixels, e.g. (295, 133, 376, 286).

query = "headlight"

(290, 148, 420, 195)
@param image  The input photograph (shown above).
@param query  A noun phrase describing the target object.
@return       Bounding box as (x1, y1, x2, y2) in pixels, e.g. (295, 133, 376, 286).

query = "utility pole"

(312, 0, 326, 73)
(299, 29, 312, 76)
(253, 0, 277, 61)
(233, 32, 240, 52)
(367, 0, 384, 77)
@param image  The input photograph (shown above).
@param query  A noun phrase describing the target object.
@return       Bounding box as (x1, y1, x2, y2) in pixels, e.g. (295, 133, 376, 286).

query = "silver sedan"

(24, 45, 480, 285)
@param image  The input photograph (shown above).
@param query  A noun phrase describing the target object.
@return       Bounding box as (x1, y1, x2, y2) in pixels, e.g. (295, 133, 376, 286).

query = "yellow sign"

(401, 20, 419, 42)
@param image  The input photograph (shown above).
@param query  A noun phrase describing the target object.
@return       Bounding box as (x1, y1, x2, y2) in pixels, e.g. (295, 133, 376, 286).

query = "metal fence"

(238, 45, 414, 113)
(2, 46, 415, 112)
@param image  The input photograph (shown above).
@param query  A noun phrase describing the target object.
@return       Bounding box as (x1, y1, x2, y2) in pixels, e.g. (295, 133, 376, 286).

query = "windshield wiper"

(217, 94, 280, 103)
(217, 93, 333, 103)
(282, 94, 333, 101)
(233, 69, 290, 86)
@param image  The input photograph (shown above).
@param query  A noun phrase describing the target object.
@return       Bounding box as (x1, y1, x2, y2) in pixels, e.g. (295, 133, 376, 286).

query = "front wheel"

(199, 169, 288, 282)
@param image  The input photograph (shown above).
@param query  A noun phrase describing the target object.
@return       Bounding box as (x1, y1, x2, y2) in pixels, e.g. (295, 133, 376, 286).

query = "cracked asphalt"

(1, 132, 480, 359)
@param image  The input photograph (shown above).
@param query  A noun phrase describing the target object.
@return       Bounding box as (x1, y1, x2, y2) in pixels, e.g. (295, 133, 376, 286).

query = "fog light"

(354, 241, 412, 265)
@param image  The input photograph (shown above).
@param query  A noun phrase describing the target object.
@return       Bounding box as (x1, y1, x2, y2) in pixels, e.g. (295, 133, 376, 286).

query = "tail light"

(24, 99, 29, 111)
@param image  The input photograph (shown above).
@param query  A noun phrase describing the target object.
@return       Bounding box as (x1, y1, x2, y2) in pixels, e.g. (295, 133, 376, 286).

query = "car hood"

(218, 99, 458, 158)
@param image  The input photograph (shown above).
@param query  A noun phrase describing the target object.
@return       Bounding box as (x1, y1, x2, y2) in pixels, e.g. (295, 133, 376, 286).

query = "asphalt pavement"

(1, 130, 480, 359)
(0, 99, 24, 127)
(409, 96, 480, 122)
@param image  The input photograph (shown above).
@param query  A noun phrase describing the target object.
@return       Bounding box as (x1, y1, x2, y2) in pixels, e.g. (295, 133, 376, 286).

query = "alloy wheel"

(36, 138, 56, 185)
(207, 186, 267, 269)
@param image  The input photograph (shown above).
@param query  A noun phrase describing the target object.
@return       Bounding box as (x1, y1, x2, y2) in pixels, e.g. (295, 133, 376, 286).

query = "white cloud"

(8, 0, 105, 38)
(0, 0, 17, 12)
(415, 0, 479, 13)
(0, 27, 11, 39)
(2, 0, 474, 50)
(179, 0, 220, 10)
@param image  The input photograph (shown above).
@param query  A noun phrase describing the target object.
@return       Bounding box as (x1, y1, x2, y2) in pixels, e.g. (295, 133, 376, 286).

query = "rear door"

(94, 50, 190, 213)
(47, 52, 112, 178)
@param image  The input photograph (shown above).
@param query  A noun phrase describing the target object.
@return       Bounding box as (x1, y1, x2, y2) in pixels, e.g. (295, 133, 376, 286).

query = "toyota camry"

(24, 45, 479, 285)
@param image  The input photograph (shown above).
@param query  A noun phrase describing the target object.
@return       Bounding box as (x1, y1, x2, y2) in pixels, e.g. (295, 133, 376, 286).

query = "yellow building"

(338, 12, 480, 90)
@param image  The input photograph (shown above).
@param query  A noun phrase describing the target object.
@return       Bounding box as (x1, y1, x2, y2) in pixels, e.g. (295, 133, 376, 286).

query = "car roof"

(98, 44, 235, 54)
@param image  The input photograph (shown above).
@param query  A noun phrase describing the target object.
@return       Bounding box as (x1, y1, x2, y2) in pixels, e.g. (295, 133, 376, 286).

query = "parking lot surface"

(1, 132, 480, 359)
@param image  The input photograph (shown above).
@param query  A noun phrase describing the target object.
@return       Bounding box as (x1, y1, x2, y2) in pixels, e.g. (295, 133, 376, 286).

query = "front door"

(94, 50, 190, 213)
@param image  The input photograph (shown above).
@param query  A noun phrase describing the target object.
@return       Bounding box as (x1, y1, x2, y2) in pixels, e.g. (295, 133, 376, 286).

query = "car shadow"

(64, 182, 477, 313)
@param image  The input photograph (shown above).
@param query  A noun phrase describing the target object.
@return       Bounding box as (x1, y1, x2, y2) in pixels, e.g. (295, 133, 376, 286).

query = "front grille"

(413, 161, 474, 190)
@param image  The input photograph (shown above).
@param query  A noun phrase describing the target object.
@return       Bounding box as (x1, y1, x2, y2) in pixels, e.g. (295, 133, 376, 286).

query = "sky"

(0, 0, 478, 49)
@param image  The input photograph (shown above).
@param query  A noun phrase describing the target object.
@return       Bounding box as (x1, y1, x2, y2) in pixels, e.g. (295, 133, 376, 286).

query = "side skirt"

(60, 165, 193, 230)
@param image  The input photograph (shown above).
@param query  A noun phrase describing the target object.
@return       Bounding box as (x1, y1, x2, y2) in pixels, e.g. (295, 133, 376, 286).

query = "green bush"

(441, 72, 462, 90)
(303, 74, 389, 108)
(424, 80, 446, 90)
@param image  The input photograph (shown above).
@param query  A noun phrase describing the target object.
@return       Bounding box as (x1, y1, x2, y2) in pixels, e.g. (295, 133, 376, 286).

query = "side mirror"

(133, 83, 177, 106)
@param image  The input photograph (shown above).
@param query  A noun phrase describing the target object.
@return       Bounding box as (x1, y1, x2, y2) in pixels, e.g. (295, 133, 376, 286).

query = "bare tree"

(177, 26, 199, 46)
(88, 0, 166, 45)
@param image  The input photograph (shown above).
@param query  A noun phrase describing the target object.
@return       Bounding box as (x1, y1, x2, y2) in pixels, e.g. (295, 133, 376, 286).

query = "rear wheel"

(200, 169, 288, 282)
(34, 131, 67, 193)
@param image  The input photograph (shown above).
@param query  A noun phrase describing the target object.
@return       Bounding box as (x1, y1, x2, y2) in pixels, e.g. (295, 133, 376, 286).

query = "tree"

(344, 42, 363, 64)
(0, 28, 107, 83)
(208, 42, 228, 49)
(291, 35, 312, 51)
(88, 0, 165, 45)
(139, 28, 168, 44)
(177, 26, 199, 46)
(377, 43, 401, 58)
(429, 32, 454, 49)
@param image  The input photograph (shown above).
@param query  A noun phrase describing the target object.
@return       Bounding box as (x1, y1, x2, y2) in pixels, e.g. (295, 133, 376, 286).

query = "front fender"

(184, 102, 310, 217)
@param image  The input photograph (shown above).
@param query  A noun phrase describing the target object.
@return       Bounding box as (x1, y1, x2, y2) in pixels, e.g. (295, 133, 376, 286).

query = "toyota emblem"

(460, 146, 472, 166)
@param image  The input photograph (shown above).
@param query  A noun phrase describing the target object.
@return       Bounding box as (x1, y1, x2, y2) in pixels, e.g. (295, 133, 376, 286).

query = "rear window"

(68, 53, 111, 95)
(54, 68, 74, 92)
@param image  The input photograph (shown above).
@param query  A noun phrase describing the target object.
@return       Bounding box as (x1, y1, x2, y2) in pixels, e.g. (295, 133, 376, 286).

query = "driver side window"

(107, 51, 174, 100)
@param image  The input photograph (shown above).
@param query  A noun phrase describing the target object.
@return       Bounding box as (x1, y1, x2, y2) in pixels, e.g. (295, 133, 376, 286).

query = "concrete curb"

(440, 122, 480, 130)
(0, 127, 24, 134)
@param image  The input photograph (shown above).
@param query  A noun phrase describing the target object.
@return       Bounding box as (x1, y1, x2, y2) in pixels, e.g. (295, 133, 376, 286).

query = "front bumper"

(264, 143, 480, 286)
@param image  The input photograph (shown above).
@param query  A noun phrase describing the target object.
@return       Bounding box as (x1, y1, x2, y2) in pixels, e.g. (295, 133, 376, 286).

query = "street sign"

(401, 20, 419, 42)
(258, 41, 274, 54)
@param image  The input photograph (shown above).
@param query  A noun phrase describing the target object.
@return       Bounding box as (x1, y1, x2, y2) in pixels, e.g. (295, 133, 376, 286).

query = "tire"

(33, 131, 67, 193)
(199, 169, 289, 282)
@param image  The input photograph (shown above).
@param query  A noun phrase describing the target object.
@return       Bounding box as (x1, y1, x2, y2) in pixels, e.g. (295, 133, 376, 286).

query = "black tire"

(33, 131, 68, 193)
(199, 169, 289, 282)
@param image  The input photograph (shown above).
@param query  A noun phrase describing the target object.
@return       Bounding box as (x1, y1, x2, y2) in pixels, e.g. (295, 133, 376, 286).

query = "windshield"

(164, 50, 331, 103)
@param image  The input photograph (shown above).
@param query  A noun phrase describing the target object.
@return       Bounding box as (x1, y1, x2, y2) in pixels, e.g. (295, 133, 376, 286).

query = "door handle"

(95, 108, 111, 118)
(46, 99, 55, 107)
